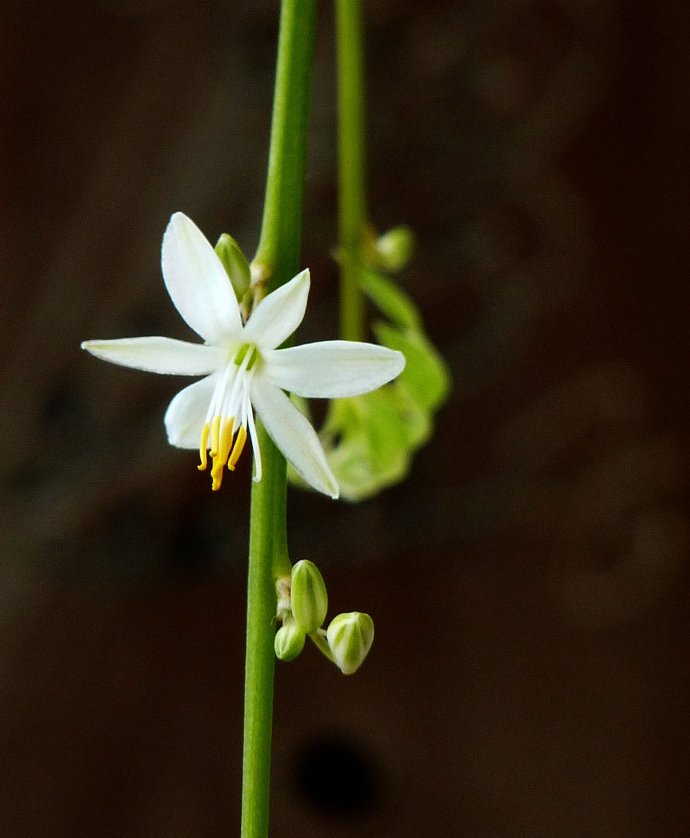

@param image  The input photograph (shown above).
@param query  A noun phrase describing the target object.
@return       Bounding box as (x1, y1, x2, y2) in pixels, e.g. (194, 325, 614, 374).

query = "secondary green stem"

(242, 2, 317, 836)
(336, 0, 367, 342)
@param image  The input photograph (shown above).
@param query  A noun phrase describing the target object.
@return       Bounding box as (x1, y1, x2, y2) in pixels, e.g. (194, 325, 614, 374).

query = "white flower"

(82, 212, 405, 497)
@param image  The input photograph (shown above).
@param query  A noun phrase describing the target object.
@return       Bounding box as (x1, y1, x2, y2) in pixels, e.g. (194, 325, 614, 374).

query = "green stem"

(336, 0, 367, 342)
(242, 2, 317, 836)
(254, 0, 318, 286)
(242, 439, 289, 838)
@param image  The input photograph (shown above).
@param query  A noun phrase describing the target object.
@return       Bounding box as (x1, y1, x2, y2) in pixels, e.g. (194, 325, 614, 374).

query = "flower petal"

(162, 212, 243, 343)
(81, 337, 225, 375)
(250, 376, 339, 498)
(263, 341, 405, 397)
(164, 373, 218, 449)
(242, 269, 310, 349)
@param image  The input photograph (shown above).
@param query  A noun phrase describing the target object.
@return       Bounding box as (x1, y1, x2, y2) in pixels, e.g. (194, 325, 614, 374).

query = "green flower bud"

(214, 233, 251, 300)
(291, 560, 328, 633)
(374, 226, 415, 272)
(274, 621, 306, 662)
(326, 612, 374, 675)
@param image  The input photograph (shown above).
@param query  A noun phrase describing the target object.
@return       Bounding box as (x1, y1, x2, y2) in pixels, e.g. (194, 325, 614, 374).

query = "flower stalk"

(243, 2, 316, 835)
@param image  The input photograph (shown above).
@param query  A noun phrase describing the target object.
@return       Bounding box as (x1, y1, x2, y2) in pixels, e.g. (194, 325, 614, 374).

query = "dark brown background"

(1, 1, 688, 835)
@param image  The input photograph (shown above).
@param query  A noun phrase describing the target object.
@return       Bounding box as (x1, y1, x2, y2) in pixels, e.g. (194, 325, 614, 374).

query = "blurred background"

(2, 0, 689, 835)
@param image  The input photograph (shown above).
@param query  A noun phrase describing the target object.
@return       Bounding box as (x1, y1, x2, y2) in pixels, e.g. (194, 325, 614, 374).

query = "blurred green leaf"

(373, 322, 451, 412)
(357, 267, 421, 330)
(320, 393, 410, 501)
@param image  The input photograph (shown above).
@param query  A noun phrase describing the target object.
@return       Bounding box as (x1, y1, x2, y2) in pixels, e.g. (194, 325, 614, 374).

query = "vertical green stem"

(254, 0, 318, 282)
(242, 440, 288, 838)
(336, 0, 367, 342)
(242, 2, 317, 836)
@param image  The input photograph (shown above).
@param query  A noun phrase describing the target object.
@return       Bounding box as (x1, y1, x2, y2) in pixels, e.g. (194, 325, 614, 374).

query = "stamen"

(228, 425, 247, 471)
(198, 345, 258, 490)
(218, 417, 235, 465)
(246, 402, 262, 482)
(197, 423, 210, 471)
(210, 414, 221, 457)
(210, 460, 224, 491)
(208, 417, 233, 491)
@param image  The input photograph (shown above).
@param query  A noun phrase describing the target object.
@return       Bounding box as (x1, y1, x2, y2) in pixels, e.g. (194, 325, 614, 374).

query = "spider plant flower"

(82, 213, 405, 497)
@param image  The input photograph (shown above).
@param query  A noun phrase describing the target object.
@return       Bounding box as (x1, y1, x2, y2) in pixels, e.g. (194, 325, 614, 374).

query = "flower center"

(197, 344, 260, 490)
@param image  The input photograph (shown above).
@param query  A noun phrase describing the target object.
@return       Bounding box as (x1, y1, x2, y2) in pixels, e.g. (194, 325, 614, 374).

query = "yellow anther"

(218, 418, 235, 466)
(228, 425, 248, 471)
(209, 414, 221, 457)
(210, 462, 224, 491)
(201, 414, 245, 490)
(197, 423, 210, 471)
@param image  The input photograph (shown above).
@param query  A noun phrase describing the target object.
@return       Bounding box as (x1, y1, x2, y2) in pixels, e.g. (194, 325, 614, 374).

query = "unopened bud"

(326, 612, 374, 675)
(214, 233, 251, 299)
(274, 621, 306, 662)
(375, 226, 415, 272)
(291, 560, 328, 633)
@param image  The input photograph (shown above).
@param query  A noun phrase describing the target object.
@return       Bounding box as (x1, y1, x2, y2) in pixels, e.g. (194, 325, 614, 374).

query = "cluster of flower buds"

(274, 560, 374, 675)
